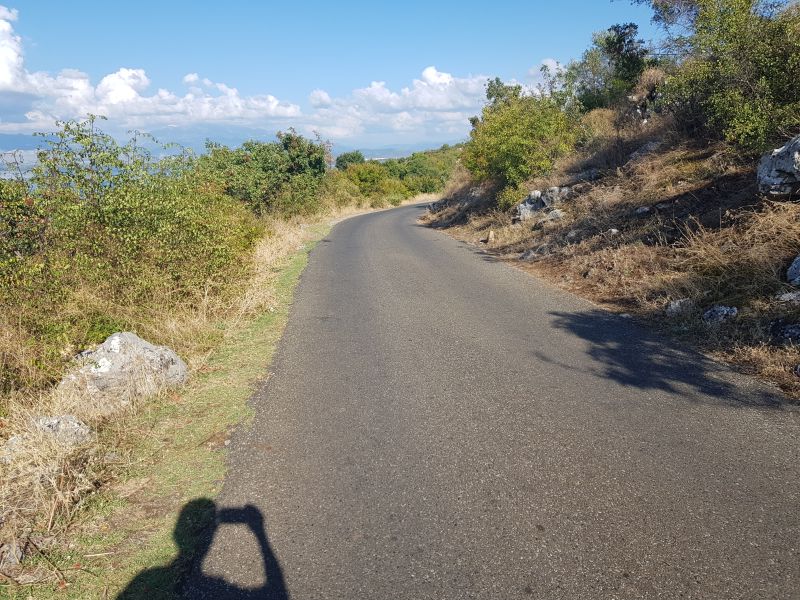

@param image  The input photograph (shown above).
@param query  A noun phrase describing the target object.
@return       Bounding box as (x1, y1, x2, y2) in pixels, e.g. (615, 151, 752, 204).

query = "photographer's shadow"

(118, 498, 288, 599)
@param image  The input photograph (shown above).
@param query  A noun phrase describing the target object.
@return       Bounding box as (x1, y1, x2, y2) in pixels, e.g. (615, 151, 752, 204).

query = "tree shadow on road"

(117, 498, 288, 600)
(546, 309, 785, 409)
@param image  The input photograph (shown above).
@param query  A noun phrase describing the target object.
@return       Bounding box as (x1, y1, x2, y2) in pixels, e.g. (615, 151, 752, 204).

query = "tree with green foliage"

(381, 145, 462, 195)
(198, 129, 329, 215)
(335, 150, 366, 171)
(486, 77, 523, 107)
(653, 0, 800, 152)
(565, 22, 651, 110)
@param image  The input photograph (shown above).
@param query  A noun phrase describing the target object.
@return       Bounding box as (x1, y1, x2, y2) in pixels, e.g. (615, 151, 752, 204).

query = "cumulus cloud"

(0, 6, 300, 132)
(0, 5, 16, 21)
(0, 6, 497, 143)
(96, 68, 150, 104)
(301, 66, 489, 141)
(348, 66, 485, 113)
(309, 89, 331, 108)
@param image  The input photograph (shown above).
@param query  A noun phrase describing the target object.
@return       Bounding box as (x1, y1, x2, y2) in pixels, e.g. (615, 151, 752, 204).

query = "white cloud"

(300, 66, 488, 141)
(96, 68, 150, 104)
(0, 5, 16, 21)
(0, 6, 24, 90)
(0, 6, 494, 144)
(347, 66, 486, 114)
(0, 6, 301, 132)
(309, 89, 331, 108)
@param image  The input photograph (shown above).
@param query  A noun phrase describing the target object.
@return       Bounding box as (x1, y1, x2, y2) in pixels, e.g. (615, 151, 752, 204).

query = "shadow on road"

(547, 309, 784, 409)
(117, 498, 288, 600)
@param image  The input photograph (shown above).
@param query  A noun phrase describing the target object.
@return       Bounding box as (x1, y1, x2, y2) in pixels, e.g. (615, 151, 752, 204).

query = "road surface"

(185, 203, 799, 599)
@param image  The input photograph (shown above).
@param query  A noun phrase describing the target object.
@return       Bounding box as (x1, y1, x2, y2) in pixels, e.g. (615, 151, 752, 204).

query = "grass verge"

(1, 221, 328, 599)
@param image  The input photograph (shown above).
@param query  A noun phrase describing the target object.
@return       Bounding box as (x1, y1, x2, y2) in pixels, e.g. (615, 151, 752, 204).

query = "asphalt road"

(185, 203, 800, 599)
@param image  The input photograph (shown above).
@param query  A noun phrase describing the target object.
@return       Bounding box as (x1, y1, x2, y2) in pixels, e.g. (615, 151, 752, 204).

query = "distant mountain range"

(0, 130, 465, 161)
(334, 141, 463, 160)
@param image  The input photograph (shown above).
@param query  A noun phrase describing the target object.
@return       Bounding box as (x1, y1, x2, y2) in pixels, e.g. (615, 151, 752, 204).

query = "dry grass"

(0, 220, 296, 548)
(425, 131, 800, 400)
(0, 196, 430, 583)
(633, 68, 667, 99)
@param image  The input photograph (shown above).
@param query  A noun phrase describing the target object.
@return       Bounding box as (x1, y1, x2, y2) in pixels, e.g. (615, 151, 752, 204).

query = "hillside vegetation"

(425, 0, 800, 398)
(0, 117, 457, 588)
(0, 121, 458, 396)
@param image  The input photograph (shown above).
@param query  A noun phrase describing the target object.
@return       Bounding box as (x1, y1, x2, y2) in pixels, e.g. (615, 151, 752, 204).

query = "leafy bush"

(0, 117, 261, 390)
(462, 92, 576, 189)
(319, 170, 365, 208)
(345, 161, 396, 197)
(383, 145, 462, 194)
(496, 184, 529, 211)
(565, 23, 653, 110)
(198, 129, 328, 215)
(651, 0, 800, 152)
(0, 177, 45, 289)
(335, 150, 365, 171)
(340, 145, 460, 201)
(344, 161, 412, 200)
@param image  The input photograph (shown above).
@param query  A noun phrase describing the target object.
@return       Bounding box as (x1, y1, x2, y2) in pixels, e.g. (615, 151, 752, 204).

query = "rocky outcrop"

(786, 255, 800, 285)
(519, 245, 552, 260)
(779, 324, 800, 342)
(32, 415, 91, 445)
(758, 135, 800, 197)
(665, 298, 694, 317)
(1, 415, 92, 464)
(776, 290, 800, 304)
(58, 332, 188, 406)
(515, 186, 572, 222)
(428, 186, 486, 213)
(702, 305, 738, 324)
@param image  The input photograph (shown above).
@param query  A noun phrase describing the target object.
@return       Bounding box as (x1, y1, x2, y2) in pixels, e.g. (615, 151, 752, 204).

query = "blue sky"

(0, 1, 659, 151)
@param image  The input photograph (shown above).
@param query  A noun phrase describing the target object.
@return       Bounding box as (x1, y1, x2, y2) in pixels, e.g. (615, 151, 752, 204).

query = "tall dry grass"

(0, 195, 431, 565)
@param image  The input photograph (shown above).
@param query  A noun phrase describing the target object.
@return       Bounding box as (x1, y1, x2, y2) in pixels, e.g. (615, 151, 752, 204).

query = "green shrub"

(28, 121, 260, 294)
(0, 117, 262, 390)
(462, 93, 576, 189)
(496, 184, 529, 211)
(319, 170, 365, 208)
(335, 150, 365, 171)
(0, 177, 45, 289)
(655, 0, 800, 152)
(197, 129, 328, 215)
(273, 172, 323, 216)
(386, 146, 462, 194)
(565, 23, 652, 111)
(345, 161, 410, 199)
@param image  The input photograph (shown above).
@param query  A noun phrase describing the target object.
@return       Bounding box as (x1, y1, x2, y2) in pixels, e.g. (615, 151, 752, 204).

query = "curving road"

(185, 203, 800, 599)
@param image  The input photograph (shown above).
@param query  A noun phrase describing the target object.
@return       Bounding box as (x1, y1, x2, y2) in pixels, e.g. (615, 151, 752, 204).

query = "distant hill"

(0, 130, 467, 162)
(335, 141, 465, 160)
